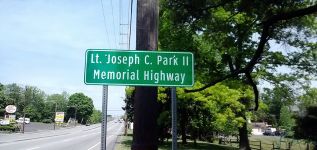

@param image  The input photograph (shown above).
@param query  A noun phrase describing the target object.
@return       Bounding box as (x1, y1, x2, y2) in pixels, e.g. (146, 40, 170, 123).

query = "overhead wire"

(119, 0, 123, 49)
(100, 0, 111, 48)
(110, 0, 118, 49)
(128, 0, 133, 50)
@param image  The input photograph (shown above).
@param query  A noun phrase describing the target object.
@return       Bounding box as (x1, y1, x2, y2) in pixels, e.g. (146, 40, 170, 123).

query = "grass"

(115, 131, 238, 150)
(249, 135, 313, 150)
(115, 132, 314, 150)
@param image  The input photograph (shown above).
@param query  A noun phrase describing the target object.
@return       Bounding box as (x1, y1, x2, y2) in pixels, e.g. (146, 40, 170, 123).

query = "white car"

(0, 119, 10, 125)
(16, 118, 30, 124)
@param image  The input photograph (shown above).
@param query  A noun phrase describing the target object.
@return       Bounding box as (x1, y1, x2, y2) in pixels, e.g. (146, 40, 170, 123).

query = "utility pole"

(132, 0, 159, 150)
(54, 103, 57, 130)
(22, 112, 25, 134)
(74, 106, 77, 127)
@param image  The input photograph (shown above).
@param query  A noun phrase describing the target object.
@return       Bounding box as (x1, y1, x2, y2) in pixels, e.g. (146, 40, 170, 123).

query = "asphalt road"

(0, 121, 124, 150)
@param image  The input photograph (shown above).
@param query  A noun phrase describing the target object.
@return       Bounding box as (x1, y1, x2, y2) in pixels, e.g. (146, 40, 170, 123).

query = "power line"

(119, 0, 123, 49)
(128, 0, 134, 50)
(100, 0, 111, 48)
(110, 0, 118, 49)
(119, 0, 130, 49)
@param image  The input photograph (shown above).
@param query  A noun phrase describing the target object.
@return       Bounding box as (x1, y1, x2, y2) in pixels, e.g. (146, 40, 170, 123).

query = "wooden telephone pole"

(132, 0, 159, 149)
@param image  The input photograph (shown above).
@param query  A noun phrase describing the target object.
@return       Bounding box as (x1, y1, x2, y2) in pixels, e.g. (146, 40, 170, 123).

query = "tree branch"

(244, 23, 270, 72)
(187, 4, 317, 94)
(228, 56, 235, 73)
(245, 4, 317, 72)
(245, 73, 259, 111)
(185, 71, 240, 92)
(265, 4, 317, 25)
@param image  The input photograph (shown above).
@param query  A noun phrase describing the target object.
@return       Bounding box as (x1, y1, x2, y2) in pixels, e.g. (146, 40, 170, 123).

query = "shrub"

(0, 125, 17, 132)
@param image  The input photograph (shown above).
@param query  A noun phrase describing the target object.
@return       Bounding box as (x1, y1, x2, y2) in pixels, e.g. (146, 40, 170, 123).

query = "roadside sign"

(55, 112, 65, 122)
(5, 105, 17, 113)
(8, 115, 16, 121)
(84, 49, 194, 86)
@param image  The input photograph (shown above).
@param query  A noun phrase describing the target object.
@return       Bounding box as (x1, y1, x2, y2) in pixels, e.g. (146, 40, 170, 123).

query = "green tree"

(251, 101, 269, 122)
(177, 82, 246, 144)
(159, 2, 317, 148)
(262, 84, 297, 125)
(295, 106, 317, 149)
(299, 87, 317, 112)
(0, 83, 10, 117)
(279, 106, 295, 137)
(23, 86, 46, 122)
(122, 87, 135, 122)
(89, 109, 102, 124)
(46, 92, 68, 111)
(68, 93, 94, 124)
(4, 83, 24, 116)
(160, 0, 317, 109)
(43, 92, 69, 121)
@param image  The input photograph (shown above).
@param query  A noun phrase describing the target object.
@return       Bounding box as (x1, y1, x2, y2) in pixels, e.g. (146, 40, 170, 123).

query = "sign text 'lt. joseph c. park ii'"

(84, 49, 194, 86)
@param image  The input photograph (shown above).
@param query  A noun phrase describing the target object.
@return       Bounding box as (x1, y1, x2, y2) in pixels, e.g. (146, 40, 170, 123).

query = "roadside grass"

(249, 135, 312, 150)
(115, 132, 314, 150)
(115, 131, 238, 150)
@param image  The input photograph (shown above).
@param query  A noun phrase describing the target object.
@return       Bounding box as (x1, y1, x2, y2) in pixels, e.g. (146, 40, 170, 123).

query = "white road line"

(25, 146, 40, 150)
(87, 142, 100, 150)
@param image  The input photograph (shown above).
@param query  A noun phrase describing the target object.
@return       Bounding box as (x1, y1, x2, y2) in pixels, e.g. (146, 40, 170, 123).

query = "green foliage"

(299, 87, 317, 111)
(177, 82, 247, 138)
(262, 85, 296, 125)
(89, 109, 102, 124)
(23, 86, 46, 122)
(279, 106, 295, 137)
(0, 83, 10, 116)
(4, 83, 24, 116)
(161, 0, 317, 82)
(251, 101, 269, 122)
(295, 106, 317, 143)
(122, 87, 135, 122)
(0, 124, 18, 132)
(46, 92, 68, 112)
(24, 105, 41, 122)
(1, 83, 98, 125)
(43, 92, 69, 120)
(68, 93, 94, 124)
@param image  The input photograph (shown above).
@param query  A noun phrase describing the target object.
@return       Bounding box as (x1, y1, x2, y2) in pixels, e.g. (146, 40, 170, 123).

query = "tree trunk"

(239, 116, 251, 150)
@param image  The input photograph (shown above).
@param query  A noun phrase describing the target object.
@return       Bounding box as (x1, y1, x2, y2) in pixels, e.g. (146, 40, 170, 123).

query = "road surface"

(0, 121, 124, 150)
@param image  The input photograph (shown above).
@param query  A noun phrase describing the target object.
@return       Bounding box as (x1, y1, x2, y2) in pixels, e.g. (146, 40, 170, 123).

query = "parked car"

(263, 128, 276, 136)
(274, 129, 286, 136)
(16, 118, 30, 124)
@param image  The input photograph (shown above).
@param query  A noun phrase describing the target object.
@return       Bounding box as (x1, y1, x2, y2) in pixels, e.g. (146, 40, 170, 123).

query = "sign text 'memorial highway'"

(84, 49, 194, 86)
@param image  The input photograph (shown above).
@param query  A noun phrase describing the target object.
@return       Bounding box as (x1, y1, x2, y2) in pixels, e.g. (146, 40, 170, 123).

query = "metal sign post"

(171, 87, 177, 150)
(101, 85, 108, 150)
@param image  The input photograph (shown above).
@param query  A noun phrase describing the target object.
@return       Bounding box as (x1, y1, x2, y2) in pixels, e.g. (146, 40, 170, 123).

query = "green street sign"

(84, 49, 194, 87)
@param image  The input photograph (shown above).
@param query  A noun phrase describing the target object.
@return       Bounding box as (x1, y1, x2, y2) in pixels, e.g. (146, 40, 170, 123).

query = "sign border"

(84, 49, 194, 87)
(5, 105, 17, 113)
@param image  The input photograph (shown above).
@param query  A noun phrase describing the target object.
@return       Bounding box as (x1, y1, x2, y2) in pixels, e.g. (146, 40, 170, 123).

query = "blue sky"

(1, 1, 316, 117)
(0, 0, 136, 116)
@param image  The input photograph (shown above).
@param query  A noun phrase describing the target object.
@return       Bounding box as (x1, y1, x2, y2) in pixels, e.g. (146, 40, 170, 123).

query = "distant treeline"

(0, 83, 101, 124)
